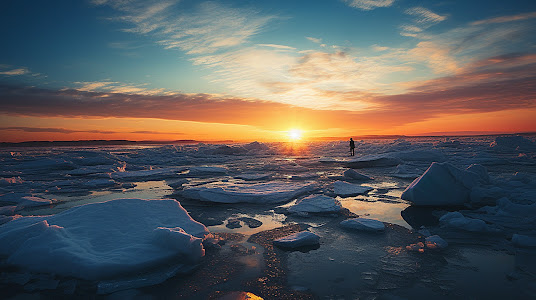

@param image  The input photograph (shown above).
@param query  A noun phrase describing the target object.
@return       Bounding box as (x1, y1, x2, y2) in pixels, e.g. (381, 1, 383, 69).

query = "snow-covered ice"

(288, 194, 342, 213)
(273, 231, 320, 248)
(340, 218, 385, 232)
(345, 154, 402, 168)
(0, 198, 208, 280)
(343, 169, 373, 181)
(181, 181, 316, 203)
(425, 235, 448, 249)
(333, 181, 373, 197)
(401, 162, 485, 206)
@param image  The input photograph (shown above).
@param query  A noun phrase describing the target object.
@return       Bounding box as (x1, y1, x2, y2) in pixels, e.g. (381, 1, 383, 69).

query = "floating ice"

(439, 212, 498, 232)
(466, 164, 490, 184)
(0, 177, 24, 186)
(187, 166, 227, 176)
(425, 235, 448, 249)
(333, 181, 373, 197)
(0, 198, 208, 280)
(393, 150, 446, 162)
(343, 169, 373, 181)
(181, 181, 316, 203)
(82, 179, 118, 188)
(401, 162, 483, 206)
(340, 218, 385, 232)
(288, 194, 342, 213)
(345, 154, 402, 168)
(273, 231, 320, 248)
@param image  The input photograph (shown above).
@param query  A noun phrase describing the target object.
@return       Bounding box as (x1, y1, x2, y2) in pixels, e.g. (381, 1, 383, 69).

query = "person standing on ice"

(349, 138, 355, 156)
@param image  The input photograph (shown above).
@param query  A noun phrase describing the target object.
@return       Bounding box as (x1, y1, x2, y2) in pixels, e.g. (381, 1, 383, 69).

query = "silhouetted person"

(349, 138, 355, 156)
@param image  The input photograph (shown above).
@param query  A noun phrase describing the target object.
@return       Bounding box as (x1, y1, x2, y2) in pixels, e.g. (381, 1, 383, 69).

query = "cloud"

(471, 11, 536, 26)
(342, 0, 395, 11)
(405, 7, 447, 25)
(0, 67, 31, 76)
(2, 52, 533, 131)
(257, 44, 296, 50)
(74, 81, 172, 96)
(306, 37, 323, 44)
(0, 127, 183, 135)
(94, 1, 275, 55)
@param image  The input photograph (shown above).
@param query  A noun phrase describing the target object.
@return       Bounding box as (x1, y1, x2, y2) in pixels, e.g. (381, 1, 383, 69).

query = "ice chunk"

(288, 194, 342, 213)
(439, 212, 498, 232)
(0, 198, 208, 280)
(490, 135, 536, 152)
(83, 179, 119, 188)
(391, 164, 421, 179)
(0, 193, 54, 208)
(273, 231, 320, 248)
(111, 168, 184, 181)
(345, 154, 402, 168)
(340, 218, 385, 232)
(243, 141, 270, 152)
(333, 181, 373, 197)
(235, 173, 272, 181)
(187, 166, 227, 176)
(319, 157, 342, 164)
(512, 234, 536, 248)
(401, 162, 481, 206)
(425, 235, 448, 249)
(181, 181, 316, 203)
(466, 164, 490, 184)
(343, 169, 373, 181)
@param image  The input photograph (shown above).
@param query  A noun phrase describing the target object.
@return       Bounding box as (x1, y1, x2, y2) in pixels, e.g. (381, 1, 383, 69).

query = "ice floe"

(340, 218, 385, 232)
(181, 181, 316, 203)
(273, 231, 320, 249)
(401, 162, 486, 206)
(343, 169, 373, 181)
(345, 154, 402, 168)
(512, 234, 536, 248)
(424, 235, 448, 249)
(0, 198, 208, 280)
(288, 194, 342, 213)
(439, 212, 499, 233)
(333, 181, 373, 197)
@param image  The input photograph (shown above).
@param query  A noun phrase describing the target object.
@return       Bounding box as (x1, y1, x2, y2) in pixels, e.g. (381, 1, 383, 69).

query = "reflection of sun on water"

(287, 129, 303, 141)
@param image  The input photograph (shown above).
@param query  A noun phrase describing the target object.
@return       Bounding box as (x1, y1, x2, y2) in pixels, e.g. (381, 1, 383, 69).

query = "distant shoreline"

(1, 132, 534, 148)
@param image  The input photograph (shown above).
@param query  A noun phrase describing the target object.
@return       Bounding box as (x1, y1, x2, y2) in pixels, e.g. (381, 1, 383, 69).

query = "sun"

(287, 129, 303, 141)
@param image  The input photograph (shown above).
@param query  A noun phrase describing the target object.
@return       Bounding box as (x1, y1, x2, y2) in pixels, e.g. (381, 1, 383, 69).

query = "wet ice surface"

(0, 136, 535, 299)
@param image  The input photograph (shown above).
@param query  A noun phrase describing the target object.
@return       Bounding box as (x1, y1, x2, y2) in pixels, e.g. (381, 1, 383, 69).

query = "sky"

(1, 0, 535, 142)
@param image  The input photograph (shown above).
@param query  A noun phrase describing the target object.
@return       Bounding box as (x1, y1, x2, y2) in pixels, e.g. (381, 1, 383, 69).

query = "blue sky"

(0, 0, 535, 141)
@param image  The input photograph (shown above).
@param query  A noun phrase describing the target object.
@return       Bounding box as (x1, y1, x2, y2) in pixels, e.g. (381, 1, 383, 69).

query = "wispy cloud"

(342, 0, 395, 11)
(405, 7, 447, 25)
(94, 1, 275, 55)
(471, 11, 536, 26)
(0, 67, 31, 76)
(74, 81, 172, 96)
(257, 44, 296, 50)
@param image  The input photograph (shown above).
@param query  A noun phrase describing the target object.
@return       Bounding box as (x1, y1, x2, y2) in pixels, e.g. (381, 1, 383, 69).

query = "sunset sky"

(1, 0, 535, 142)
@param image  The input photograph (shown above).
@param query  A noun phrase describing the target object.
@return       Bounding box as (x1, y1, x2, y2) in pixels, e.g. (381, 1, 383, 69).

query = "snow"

(345, 154, 402, 168)
(401, 162, 484, 206)
(333, 181, 373, 197)
(0, 198, 208, 280)
(425, 235, 448, 249)
(343, 169, 373, 181)
(288, 194, 342, 213)
(181, 181, 317, 203)
(273, 231, 320, 248)
(340, 218, 385, 232)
